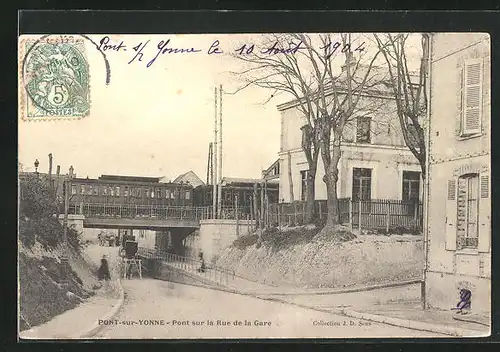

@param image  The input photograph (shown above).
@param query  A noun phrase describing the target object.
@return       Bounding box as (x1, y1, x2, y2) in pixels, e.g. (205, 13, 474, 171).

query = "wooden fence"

(268, 198, 423, 232)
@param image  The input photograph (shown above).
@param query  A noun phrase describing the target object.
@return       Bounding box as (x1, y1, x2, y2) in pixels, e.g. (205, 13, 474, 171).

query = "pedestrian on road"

(98, 255, 111, 290)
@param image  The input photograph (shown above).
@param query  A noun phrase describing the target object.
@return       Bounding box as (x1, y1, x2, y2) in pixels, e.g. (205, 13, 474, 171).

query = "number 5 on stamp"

(19, 36, 90, 120)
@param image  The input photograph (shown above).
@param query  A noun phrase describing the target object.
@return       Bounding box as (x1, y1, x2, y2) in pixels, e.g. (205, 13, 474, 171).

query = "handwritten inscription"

(96, 36, 366, 68)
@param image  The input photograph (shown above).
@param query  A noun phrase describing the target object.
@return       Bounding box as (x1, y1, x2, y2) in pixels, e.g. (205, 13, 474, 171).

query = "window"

(71, 185, 77, 195)
(165, 189, 170, 198)
(124, 187, 129, 197)
(185, 191, 191, 200)
(103, 186, 108, 196)
(109, 186, 114, 196)
(115, 186, 120, 197)
(156, 188, 161, 198)
(80, 185, 85, 194)
(87, 185, 93, 195)
(300, 170, 309, 201)
(461, 59, 483, 136)
(402, 171, 421, 202)
(356, 116, 371, 143)
(456, 174, 479, 249)
(352, 168, 372, 201)
(144, 189, 149, 198)
(170, 189, 176, 199)
(93, 185, 99, 195)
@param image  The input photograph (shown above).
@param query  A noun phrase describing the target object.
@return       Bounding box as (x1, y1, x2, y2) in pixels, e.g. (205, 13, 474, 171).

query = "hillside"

(215, 226, 423, 288)
(19, 242, 100, 331)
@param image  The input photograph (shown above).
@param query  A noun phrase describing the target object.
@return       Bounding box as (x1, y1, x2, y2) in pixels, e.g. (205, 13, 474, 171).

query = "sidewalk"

(20, 245, 124, 339)
(343, 302, 490, 337)
(20, 283, 123, 339)
(164, 261, 490, 337)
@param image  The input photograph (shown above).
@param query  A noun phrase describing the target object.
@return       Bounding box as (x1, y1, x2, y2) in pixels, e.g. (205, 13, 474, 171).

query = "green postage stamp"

(20, 36, 90, 120)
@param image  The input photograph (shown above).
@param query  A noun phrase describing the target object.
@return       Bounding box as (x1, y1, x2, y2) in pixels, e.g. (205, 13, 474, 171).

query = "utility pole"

(217, 84, 223, 219)
(213, 87, 218, 219)
(206, 143, 213, 185)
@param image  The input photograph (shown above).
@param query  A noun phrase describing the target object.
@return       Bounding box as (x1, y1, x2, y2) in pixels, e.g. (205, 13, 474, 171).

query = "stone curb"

(165, 263, 420, 296)
(246, 279, 423, 296)
(71, 278, 125, 339)
(341, 308, 488, 337)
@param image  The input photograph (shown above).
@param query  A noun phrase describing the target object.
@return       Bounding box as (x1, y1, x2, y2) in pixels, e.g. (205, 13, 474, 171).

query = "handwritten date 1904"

(96, 36, 367, 68)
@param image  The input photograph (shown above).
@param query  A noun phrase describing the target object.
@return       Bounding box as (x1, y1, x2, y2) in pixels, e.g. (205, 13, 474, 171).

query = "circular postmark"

(21, 35, 92, 118)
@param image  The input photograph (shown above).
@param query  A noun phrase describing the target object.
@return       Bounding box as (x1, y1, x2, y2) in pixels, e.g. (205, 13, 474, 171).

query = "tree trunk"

(322, 143, 342, 228)
(323, 171, 340, 227)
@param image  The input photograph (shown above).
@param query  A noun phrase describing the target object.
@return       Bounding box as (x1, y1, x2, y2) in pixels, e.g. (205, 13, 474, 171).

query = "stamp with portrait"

(20, 36, 90, 120)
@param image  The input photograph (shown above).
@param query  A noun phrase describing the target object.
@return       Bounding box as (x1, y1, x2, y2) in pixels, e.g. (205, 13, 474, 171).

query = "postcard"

(18, 32, 491, 339)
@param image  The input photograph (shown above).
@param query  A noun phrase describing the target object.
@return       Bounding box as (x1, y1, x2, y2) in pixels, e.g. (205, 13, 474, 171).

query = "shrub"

(262, 226, 321, 252)
(232, 233, 259, 250)
(19, 174, 83, 251)
(211, 254, 220, 266)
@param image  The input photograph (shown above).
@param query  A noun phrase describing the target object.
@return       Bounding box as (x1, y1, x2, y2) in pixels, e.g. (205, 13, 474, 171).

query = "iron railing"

(268, 198, 423, 232)
(136, 247, 236, 286)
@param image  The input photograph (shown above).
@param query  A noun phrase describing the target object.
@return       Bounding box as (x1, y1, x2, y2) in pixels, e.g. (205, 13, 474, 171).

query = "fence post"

(277, 203, 281, 230)
(247, 214, 250, 235)
(358, 199, 362, 234)
(235, 195, 239, 237)
(294, 203, 297, 226)
(265, 195, 269, 228)
(386, 201, 390, 234)
(302, 202, 305, 225)
(414, 202, 418, 231)
(348, 199, 353, 230)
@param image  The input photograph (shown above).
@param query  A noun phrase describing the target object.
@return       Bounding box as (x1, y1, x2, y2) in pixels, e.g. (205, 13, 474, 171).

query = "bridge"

(69, 203, 211, 230)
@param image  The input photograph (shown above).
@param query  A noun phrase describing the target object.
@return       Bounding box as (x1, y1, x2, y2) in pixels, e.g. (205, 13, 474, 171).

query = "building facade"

(424, 33, 491, 314)
(277, 69, 422, 204)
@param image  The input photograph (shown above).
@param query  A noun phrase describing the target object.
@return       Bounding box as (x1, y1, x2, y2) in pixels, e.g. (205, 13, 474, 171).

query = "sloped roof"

(173, 170, 204, 185)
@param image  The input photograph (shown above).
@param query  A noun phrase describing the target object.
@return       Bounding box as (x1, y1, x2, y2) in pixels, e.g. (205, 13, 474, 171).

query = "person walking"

(97, 255, 111, 290)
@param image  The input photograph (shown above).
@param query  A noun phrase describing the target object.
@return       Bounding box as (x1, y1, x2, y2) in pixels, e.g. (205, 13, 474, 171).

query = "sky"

(18, 33, 422, 181)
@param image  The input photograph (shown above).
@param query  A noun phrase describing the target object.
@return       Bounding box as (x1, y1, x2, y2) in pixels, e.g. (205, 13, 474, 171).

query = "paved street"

(95, 278, 445, 339)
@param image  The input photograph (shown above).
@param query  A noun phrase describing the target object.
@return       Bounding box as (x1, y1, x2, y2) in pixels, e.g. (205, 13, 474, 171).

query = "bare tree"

(230, 33, 322, 224)
(232, 33, 383, 229)
(373, 33, 428, 179)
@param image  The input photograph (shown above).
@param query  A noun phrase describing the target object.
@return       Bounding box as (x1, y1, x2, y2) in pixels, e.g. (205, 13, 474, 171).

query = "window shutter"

(463, 59, 483, 134)
(478, 172, 491, 252)
(445, 179, 457, 250)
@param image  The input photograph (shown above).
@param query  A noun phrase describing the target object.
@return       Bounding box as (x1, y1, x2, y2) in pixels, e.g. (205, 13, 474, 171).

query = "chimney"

(69, 165, 74, 178)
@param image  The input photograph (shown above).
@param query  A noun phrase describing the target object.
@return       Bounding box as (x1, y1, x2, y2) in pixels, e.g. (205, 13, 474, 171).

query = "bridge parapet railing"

(72, 203, 206, 220)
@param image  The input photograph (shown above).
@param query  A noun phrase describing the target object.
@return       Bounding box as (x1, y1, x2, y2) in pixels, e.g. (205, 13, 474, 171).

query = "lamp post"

(34, 159, 39, 176)
(61, 170, 70, 285)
